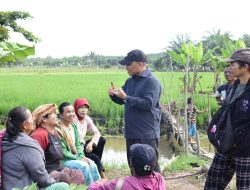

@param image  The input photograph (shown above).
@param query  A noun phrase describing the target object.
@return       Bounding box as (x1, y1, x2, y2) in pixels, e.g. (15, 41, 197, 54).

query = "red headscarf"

(74, 98, 89, 120)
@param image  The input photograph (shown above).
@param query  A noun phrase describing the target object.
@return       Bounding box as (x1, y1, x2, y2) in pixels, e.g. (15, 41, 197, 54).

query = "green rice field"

(0, 67, 220, 128)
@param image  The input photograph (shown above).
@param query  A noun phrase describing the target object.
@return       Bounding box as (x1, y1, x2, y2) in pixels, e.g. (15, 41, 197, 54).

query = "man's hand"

(86, 141, 94, 153)
(113, 89, 127, 100)
(107, 87, 115, 96)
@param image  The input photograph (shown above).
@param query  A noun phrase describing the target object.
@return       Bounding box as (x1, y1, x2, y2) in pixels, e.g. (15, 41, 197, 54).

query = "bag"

(207, 105, 235, 153)
(207, 83, 250, 153)
(50, 167, 84, 184)
(0, 129, 6, 188)
(62, 167, 84, 184)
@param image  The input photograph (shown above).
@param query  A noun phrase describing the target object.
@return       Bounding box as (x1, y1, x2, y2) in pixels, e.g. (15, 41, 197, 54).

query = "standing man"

(215, 65, 235, 105)
(205, 48, 250, 189)
(107, 49, 162, 172)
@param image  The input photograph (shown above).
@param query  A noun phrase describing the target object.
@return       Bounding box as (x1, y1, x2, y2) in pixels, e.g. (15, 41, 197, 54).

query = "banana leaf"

(0, 41, 35, 63)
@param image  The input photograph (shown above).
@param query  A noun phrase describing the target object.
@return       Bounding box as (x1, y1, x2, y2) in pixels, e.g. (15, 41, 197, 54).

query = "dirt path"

(165, 171, 236, 190)
(165, 171, 205, 190)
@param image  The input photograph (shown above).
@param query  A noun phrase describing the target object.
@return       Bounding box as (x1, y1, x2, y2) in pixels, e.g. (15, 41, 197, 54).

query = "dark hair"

(6, 107, 29, 139)
(187, 97, 192, 104)
(58, 102, 71, 114)
(238, 61, 250, 72)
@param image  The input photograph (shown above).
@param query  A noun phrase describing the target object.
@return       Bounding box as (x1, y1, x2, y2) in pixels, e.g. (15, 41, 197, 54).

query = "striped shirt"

(187, 105, 197, 124)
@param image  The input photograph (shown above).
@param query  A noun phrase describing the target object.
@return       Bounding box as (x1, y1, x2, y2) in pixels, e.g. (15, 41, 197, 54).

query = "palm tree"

(168, 34, 192, 53)
(202, 29, 233, 56)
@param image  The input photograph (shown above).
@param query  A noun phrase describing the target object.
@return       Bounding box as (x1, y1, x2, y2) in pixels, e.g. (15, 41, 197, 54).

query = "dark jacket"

(2, 132, 55, 190)
(31, 127, 64, 173)
(229, 79, 250, 156)
(110, 68, 162, 139)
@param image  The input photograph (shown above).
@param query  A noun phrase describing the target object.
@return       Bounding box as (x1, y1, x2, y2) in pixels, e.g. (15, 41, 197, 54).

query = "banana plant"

(211, 39, 246, 91)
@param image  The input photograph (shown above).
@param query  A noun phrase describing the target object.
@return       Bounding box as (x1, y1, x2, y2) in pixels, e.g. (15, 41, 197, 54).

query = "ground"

(165, 171, 205, 190)
(105, 168, 237, 190)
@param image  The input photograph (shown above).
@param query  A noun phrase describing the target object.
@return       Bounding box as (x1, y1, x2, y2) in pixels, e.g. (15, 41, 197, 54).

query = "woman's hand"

(82, 157, 90, 165)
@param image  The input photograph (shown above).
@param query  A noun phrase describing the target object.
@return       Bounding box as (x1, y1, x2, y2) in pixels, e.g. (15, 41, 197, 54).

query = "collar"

(133, 68, 151, 78)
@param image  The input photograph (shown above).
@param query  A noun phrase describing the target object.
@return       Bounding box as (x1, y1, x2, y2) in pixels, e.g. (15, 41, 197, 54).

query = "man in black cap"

(205, 48, 250, 190)
(88, 144, 166, 190)
(107, 49, 162, 172)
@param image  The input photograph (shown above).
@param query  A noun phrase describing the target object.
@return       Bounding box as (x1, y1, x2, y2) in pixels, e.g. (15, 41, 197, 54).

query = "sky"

(1, 0, 250, 58)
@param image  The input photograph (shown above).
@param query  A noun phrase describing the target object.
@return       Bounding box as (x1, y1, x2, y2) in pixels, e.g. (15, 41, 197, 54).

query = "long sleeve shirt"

(74, 116, 100, 145)
(110, 68, 162, 139)
(87, 172, 166, 190)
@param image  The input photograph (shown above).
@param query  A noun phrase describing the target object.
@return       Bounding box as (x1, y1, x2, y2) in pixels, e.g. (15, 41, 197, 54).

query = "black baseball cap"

(224, 48, 250, 64)
(119, 49, 148, 65)
(130, 143, 156, 176)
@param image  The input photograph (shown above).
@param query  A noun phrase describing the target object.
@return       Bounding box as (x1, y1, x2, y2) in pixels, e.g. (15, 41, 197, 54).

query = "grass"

(0, 67, 221, 128)
(163, 154, 211, 173)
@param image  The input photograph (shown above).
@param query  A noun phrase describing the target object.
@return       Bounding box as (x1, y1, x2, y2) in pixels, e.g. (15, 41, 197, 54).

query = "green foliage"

(12, 183, 37, 190)
(69, 184, 88, 190)
(12, 183, 88, 190)
(0, 41, 35, 62)
(167, 50, 187, 65)
(241, 34, 250, 47)
(0, 11, 37, 64)
(0, 26, 9, 42)
(181, 42, 204, 66)
(202, 29, 233, 56)
(0, 11, 39, 42)
(0, 68, 217, 129)
(168, 34, 192, 53)
(221, 40, 246, 58)
(164, 154, 210, 172)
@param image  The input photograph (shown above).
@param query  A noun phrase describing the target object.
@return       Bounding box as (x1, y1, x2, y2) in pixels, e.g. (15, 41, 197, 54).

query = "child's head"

(130, 144, 156, 176)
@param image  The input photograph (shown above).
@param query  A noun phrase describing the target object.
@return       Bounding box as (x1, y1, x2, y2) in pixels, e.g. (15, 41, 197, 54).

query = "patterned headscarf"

(32, 104, 57, 127)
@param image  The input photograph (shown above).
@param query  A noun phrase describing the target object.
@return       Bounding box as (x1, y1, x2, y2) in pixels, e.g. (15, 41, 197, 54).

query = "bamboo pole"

(184, 55, 189, 154)
(170, 55, 174, 103)
(208, 93, 212, 153)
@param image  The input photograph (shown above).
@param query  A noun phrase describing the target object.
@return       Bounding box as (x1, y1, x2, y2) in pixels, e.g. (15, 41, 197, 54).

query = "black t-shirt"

(217, 84, 231, 99)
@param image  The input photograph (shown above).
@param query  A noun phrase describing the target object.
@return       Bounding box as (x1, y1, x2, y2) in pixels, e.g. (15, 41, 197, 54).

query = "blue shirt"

(110, 68, 162, 139)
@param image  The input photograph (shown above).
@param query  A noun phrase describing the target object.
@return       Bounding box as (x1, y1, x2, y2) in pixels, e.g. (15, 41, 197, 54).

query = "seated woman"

(57, 102, 101, 185)
(87, 143, 166, 190)
(74, 98, 106, 178)
(2, 106, 69, 190)
(31, 104, 84, 184)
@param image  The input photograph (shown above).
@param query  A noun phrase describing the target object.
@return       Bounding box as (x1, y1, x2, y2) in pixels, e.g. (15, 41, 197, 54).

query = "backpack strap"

(115, 178, 125, 190)
(0, 129, 6, 188)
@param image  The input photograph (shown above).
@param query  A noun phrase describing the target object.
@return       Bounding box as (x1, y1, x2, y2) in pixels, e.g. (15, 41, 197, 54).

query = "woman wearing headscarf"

(2, 106, 69, 190)
(57, 102, 101, 185)
(31, 104, 84, 185)
(74, 98, 106, 178)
